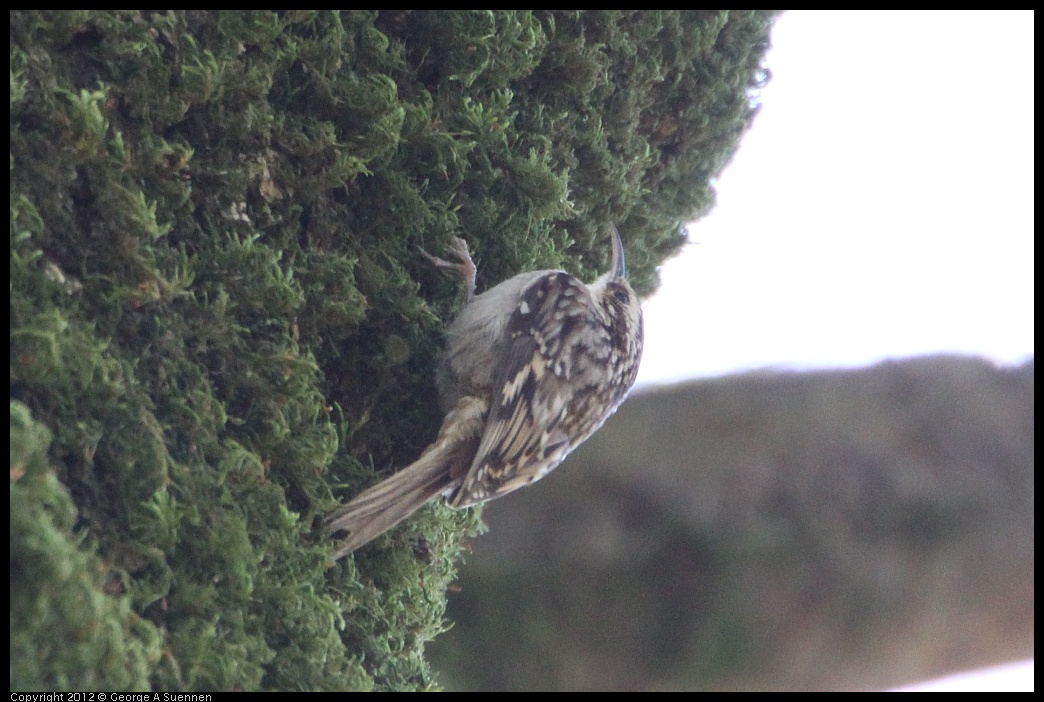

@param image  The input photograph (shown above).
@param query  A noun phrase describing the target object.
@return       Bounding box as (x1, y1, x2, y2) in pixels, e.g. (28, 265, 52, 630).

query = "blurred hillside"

(433, 355, 1034, 690)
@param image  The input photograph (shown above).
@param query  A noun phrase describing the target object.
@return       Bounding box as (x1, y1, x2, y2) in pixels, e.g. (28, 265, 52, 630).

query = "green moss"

(11, 10, 777, 690)
(11, 402, 163, 691)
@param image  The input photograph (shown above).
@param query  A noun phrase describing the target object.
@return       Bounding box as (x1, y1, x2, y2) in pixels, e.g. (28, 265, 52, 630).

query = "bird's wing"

(450, 271, 605, 507)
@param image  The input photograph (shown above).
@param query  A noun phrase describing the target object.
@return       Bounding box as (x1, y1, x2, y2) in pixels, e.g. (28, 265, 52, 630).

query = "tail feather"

(327, 396, 488, 559)
(327, 438, 477, 558)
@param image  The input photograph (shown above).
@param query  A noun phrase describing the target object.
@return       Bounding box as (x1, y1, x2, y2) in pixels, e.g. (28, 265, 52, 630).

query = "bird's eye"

(612, 287, 630, 304)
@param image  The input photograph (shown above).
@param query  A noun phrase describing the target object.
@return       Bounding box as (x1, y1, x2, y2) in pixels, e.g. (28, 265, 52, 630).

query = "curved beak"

(609, 223, 627, 279)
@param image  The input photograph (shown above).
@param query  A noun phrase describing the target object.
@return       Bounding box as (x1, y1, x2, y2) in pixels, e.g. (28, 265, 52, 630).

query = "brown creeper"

(327, 225, 644, 558)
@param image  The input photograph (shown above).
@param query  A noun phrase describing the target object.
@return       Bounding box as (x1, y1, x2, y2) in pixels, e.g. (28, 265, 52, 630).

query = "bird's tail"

(326, 399, 485, 558)
(323, 436, 478, 555)
(327, 448, 453, 559)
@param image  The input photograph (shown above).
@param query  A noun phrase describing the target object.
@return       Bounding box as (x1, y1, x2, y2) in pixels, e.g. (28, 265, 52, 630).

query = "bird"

(327, 225, 644, 558)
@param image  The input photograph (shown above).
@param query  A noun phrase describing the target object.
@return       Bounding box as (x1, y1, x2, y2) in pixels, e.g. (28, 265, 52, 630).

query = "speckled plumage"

(327, 226, 643, 558)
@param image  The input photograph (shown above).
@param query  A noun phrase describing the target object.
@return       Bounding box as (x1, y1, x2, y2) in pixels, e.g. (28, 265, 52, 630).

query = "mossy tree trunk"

(11, 10, 777, 691)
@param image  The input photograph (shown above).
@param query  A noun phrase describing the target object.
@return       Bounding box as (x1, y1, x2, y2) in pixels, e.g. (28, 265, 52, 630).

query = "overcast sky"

(636, 10, 1033, 387)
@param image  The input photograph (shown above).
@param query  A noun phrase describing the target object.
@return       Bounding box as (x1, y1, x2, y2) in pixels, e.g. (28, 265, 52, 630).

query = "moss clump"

(11, 10, 777, 690)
